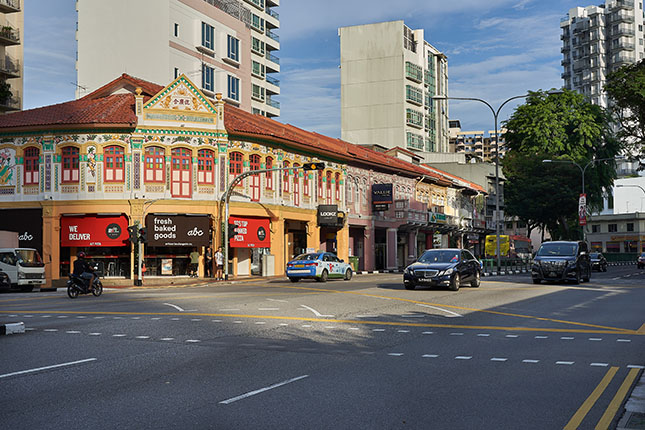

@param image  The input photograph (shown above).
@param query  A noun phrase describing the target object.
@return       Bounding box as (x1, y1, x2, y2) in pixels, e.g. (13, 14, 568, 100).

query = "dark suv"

(531, 241, 591, 284)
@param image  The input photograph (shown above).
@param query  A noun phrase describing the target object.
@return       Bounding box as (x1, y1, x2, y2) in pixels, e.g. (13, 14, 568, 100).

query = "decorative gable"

(144, 74, 216, 114)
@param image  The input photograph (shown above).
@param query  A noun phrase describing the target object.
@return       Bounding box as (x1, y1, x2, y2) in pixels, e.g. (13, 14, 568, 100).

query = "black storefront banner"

(0, 208, 43, 253)
(146, 214, 210, 247)
(372, 183, 393, 211)
(318, 205, 339, 227)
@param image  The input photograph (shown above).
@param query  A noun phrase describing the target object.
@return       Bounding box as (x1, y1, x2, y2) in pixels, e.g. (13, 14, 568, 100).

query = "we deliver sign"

(61, 215, 129, 247)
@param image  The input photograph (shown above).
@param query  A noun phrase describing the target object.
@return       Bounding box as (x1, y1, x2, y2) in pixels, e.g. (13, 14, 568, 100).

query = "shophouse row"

(0, 74, 490, 286)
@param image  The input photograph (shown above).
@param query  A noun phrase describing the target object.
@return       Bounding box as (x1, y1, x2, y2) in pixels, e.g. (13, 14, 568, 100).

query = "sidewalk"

(618, 371, 645, 430)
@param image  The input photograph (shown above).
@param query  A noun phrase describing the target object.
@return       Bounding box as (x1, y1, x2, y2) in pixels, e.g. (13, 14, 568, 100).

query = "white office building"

(339, 20, 449, 154)
(560, 0, 645, 107)
(76, 0, 280, 117)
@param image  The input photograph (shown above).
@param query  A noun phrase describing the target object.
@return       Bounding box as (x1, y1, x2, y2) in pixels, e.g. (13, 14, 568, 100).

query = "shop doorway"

(374, 228, 387, 270)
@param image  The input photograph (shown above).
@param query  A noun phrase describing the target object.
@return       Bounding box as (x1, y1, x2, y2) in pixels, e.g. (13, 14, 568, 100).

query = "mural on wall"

(86, 145, 97, 184)
(0, 148, 15, 186)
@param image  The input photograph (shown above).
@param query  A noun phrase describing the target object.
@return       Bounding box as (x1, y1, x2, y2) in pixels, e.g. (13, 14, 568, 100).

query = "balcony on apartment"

(0, 54, 19, 78)
(265, 94, 280, 117)
(0, 0, 20, 13)
(264, 5, 279, 29)
(265, 28, 280, 50)
(613, 0, 635, 10)
(0, 87, 20, 112)
(0, 24, 19, 45)
(265, 50, 280, 73)
(265, 74, 280, 95)
(609, 10, 635, 23)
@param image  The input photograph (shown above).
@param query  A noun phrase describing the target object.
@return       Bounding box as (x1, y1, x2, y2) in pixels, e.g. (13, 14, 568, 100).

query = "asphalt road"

(1, 265, 643, 429)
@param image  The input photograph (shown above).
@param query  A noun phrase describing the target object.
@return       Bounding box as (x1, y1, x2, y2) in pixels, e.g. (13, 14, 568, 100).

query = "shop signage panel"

(146, 214, 210, 247)
(229, 217, 271, 248)
(372, 184, 393, 204)
(578, 194, 587, 226)
(318, 205, 339, 226)
(429, 212, 447, 224)
(61, 215, 129, 247)
(0, 208, 43, 253)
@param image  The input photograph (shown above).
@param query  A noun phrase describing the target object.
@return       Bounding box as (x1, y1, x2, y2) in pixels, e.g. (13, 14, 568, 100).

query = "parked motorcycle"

(67, 269, 103, 299)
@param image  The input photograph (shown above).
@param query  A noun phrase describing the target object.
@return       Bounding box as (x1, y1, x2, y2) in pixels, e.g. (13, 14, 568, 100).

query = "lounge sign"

(318, 205, 339, 226)
(372, 183, 393, 210)
(146, 214, 210, 247)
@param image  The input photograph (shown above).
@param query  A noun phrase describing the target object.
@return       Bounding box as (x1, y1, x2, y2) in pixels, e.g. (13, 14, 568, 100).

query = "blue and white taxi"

(286, 252, 353, 282)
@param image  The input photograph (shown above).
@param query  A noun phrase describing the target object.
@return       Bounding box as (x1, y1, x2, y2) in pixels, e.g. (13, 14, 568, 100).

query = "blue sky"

(24, 0, 582, 138)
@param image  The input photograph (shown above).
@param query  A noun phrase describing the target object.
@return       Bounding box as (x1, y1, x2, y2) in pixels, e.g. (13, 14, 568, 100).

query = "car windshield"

(16, 249, 44, 267)
(293, 253, 320, 261)
(418, 250, 460, 264)
(589, 253, 600, 258)
(537, 243, 577, 257)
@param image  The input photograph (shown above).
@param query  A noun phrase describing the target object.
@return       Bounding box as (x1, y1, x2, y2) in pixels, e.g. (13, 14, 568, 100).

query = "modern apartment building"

(560, 0, 645, 107)
(339, 20, 449, 154)
(76, 0, 280, 117)
(0, 0, 22, 113)
(448, 121, 507, 162)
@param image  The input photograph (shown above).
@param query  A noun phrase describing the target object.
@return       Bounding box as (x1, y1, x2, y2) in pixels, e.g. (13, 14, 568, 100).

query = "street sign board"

(579, 194, 587, 226)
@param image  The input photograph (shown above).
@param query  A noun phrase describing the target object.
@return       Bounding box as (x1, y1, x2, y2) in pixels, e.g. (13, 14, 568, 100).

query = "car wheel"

(471, 271, 481, 288)
(404, 282, 415, 290)
(532, 278, 541, 284)
(602, 264, 607, 272)
(289, 277, 300, 283)
(449, 273, 460, 291)
(20, 286, 34, 292)
(317, 270, 328, 283)
(344, 269, 352, 281)
(572, 270, 581, 285)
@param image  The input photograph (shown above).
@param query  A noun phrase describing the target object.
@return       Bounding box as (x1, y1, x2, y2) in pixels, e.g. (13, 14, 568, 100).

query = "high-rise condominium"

(339, 20, 449, 154)
(560, 0, 645, 107)
(76, 0, 280, 117)
(0, 0, 23, 113)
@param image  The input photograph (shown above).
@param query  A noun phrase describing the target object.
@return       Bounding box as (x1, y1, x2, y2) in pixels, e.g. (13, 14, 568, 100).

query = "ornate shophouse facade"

(0, 74, 488, 287)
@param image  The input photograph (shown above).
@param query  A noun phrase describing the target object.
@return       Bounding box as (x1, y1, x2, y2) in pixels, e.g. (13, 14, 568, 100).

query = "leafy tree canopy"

(605, 59, 645, 160)
(502, 89, 622, 240)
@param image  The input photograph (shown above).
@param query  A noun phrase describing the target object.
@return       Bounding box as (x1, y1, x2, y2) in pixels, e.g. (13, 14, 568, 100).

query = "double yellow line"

(564, 367, 641, 429)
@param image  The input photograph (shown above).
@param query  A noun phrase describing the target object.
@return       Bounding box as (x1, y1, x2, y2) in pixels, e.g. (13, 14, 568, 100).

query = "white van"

(0, 248, 46, 292)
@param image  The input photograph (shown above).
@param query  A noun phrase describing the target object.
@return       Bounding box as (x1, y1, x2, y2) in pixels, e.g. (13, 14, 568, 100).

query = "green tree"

(604, 59, 645, 160)
(502, 89, 621, 240)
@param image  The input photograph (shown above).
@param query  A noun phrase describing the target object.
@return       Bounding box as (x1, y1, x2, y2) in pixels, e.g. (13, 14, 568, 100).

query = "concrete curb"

(1, 322, 25, 335)
(617, 370, 645, 430)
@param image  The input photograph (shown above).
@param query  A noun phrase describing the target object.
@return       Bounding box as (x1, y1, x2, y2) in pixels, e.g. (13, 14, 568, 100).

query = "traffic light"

(302, 162, 325, 171)
(127, 226, 138, 244)
(138, 227, 148, 244)
(228, 223, 238, 239)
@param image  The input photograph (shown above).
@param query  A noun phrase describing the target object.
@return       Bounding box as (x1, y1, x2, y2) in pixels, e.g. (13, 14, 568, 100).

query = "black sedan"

(403, 248, 482, 291)
(589, 252, 608, 272)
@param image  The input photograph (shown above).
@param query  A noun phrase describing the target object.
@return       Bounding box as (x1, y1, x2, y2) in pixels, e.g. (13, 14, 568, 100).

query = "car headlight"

(18, 272, 25, 279)
(440, 268, 454, 276)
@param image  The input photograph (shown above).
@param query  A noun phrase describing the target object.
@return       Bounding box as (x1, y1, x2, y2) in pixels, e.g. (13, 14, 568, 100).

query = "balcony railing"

(266, 7, 279, 19)
(0, 0, 20, 12)
(0, 55, 20, 77)
(266, 29, 279, 43)
(204, 0, 252, 27)
(0, 26, 20, 44)
(266, 75, 280, 87)
(266, 52, 280, 65)
(266, 96, 280, 109)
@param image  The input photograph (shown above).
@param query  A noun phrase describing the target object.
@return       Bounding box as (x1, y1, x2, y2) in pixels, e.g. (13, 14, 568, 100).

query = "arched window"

(292, 163, 300, 206)
(229, 152, 243, 176)
(265, 156, 273, 190)
(283, 161, 290, 193)
(197, 149, 215, 185)
(61, 146, 79, 183)
(23, 147, 39, 185)
(145, 146, 164, 183)
(335, 172, 341, 201)
(326, 171, 332, 204)
(171, 147, 192, 198)
(249, 154, 261, 201)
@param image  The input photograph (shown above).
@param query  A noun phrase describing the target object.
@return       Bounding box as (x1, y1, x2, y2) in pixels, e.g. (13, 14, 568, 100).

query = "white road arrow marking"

(300, 305, 334, 318)
(163, 303, 184, 312)
(416, 304, 463, 318)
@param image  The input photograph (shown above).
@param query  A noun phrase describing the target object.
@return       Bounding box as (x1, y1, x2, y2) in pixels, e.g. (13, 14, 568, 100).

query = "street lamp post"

(433, 93, 532, 273)
(616, 184, 645, 211)
(542, 157, 620, 241)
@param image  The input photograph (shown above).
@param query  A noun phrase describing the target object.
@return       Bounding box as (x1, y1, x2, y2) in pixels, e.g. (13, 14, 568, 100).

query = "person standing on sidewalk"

(189, 248, 200, 278)
(214, 247, 224, 280)
(205, 247, 213, 278)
